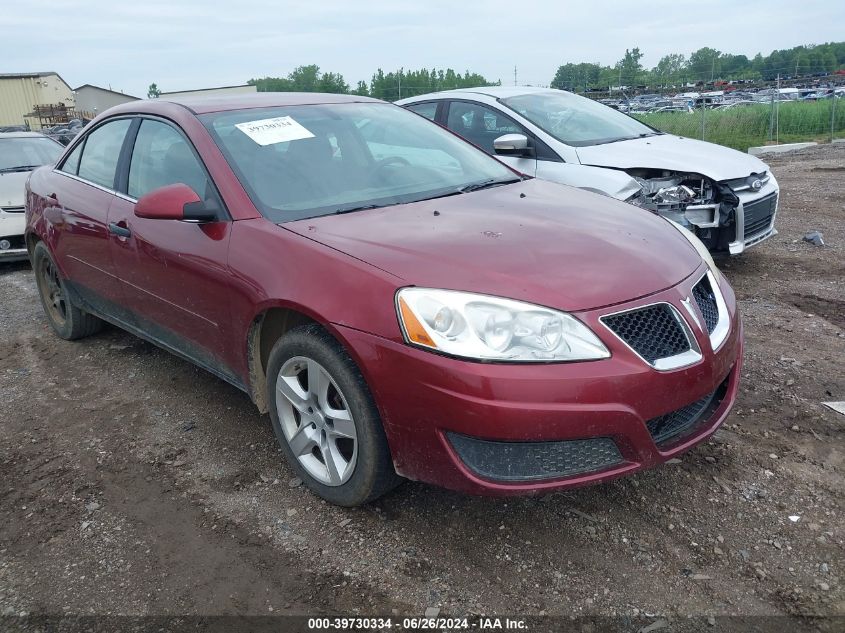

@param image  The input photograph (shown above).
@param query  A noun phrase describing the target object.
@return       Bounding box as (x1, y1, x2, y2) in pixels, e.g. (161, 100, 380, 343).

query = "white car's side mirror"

(493, 134, 531, 156)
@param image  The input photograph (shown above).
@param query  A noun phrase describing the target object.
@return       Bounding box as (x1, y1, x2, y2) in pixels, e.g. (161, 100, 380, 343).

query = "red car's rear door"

(106, 117, 240, 386)
(48, 118, 134, 310)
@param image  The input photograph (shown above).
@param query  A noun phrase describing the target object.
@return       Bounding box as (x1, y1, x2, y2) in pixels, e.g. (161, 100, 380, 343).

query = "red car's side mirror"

(134, 183, 215, 221)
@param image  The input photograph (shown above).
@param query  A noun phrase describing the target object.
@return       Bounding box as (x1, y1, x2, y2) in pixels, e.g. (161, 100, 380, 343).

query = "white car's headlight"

(396, 288, 610, 362)
(666, 219, 722, 282)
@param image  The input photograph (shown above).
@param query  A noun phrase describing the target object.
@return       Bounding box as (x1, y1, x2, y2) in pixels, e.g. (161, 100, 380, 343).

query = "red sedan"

(25, 94, 742, 506)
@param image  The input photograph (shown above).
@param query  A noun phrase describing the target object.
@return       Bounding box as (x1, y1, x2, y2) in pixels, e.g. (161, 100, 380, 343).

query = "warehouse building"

(74, 84, 140, 116)
(0, 72, 74, 128)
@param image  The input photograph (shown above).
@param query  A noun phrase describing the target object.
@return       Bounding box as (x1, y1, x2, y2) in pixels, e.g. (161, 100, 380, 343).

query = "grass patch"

(633, 100, 845, 151)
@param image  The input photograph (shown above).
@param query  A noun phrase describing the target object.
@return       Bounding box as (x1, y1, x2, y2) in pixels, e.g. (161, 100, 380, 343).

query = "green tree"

(368, 67, 497, 102)
(147, 83, 161, 99)
(688, 47, 722, 81)
(653, 53, 686, 84)
(616, 48, 644, 86)
(551, 63, 602, 91)
(248, 65, 349, 94)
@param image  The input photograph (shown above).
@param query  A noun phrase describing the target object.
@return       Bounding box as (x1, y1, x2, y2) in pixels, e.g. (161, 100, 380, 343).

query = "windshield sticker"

(235, 116, 315, 146)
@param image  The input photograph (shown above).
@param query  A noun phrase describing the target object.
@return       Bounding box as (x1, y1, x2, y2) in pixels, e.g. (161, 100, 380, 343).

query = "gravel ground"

(0, 144, 842, 629)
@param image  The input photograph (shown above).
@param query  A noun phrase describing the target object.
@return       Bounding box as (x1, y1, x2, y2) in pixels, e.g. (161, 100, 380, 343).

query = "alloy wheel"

(275, 356, 358, 486)
(37, 257, 68, 327)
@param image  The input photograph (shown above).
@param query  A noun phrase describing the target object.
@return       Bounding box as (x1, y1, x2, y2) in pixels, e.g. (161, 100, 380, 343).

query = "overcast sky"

(4, 0, 843, 97)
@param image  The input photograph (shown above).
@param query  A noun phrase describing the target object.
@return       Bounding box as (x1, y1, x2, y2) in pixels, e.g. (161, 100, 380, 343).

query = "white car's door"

(442, 100, 537, 176)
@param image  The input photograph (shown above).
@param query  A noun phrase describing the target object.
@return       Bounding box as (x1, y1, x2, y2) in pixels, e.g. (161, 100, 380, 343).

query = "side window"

(445, 101, 527, 153)
(60, 142, 84, 175)
(128, 119, 210, 200)
(406, 102, 438, 121)
(77, 119, 132, 189)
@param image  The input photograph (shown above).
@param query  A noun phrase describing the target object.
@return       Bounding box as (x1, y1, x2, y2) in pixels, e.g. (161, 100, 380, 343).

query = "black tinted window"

(406, 102, 438, 121)
(77, 119, 131, 189)
(445, 102, 525, 153)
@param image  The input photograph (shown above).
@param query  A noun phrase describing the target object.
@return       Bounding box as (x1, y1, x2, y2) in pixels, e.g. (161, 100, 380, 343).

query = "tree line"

(248, 65, 497, 101)
(551, 42, 845, 91)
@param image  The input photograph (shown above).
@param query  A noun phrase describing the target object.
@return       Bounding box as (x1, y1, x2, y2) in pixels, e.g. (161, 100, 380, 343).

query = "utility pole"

(398, 67, 402, 100)
(514, 65, 517, 86)
(776, 73, 780, 144)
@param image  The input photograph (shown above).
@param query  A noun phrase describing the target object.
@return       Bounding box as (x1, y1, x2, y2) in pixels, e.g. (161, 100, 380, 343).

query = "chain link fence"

(631, 97, 844, 151)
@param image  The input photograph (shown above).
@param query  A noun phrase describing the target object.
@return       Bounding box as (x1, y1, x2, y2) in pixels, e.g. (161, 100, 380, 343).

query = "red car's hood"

(284, 179, 702, 312)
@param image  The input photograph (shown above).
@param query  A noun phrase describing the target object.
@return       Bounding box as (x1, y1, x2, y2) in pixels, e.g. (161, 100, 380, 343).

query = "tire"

(32, 241, 103, 340)
(266, 324, 401, 506)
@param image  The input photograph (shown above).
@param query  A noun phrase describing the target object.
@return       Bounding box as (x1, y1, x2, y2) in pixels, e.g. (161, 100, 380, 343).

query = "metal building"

(0, 72, 74, 129)
(74, 84, 140, 117)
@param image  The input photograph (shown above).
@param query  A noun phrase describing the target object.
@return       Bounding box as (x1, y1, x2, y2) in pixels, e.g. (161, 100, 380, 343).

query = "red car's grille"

(447, 433, 623, 482)
(601, 304, 690, 364)
(692, 275, 719, 334)
(646, 373, 730, 446)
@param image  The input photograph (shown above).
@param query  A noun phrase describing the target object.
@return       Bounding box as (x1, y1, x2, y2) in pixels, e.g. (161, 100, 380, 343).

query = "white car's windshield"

(201, 103, 519, 222)
(0, 136, 63, 172)
(502, 91, 660, 147)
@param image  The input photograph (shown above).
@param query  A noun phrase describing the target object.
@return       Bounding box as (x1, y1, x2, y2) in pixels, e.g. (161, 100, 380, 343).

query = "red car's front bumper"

(336, 269, 743, 496)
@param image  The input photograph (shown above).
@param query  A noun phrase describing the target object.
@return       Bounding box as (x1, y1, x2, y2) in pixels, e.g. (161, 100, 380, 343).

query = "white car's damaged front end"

(398, 87, 780, 256)
(626, 168, 779, 255)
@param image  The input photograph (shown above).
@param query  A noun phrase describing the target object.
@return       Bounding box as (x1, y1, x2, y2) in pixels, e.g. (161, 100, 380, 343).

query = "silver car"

(398, 87, 779, 255)
(0, 132, 64, 261)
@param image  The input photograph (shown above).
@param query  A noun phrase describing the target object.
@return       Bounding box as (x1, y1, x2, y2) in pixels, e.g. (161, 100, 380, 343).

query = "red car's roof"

(104, 92, 382, 117)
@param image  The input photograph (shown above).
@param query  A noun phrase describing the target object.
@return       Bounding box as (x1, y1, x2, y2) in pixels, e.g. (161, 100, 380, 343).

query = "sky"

(4, 0, 844, 98)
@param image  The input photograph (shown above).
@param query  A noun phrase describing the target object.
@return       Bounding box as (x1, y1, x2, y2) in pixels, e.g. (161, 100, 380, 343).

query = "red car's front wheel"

(266, 324, 401, 506)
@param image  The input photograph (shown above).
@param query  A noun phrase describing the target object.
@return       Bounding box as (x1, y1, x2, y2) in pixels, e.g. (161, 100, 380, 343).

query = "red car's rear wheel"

(32, 242, 103, 340)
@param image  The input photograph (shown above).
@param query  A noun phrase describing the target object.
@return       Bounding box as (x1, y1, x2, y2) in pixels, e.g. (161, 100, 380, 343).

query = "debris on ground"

(802, 230, 824, 246)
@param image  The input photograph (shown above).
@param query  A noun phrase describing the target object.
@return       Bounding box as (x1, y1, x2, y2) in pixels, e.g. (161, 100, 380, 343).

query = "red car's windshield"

(201, 103, 518, 222)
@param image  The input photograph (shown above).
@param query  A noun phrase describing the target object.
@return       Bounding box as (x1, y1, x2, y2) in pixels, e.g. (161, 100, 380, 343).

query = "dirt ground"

(0, 144, 842, 630)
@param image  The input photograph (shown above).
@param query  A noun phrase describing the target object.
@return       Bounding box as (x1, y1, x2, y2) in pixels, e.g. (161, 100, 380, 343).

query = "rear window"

(0, 136, 63, 171)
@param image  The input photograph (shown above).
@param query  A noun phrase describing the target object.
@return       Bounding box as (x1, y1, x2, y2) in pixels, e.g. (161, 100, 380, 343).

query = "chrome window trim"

(599, 301, 702, 372)
(51, 169, 118, 197)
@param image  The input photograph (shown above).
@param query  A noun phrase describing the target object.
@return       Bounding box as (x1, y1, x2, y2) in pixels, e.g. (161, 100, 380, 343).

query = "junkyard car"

(1, 132, 63, 261)
(26, 94, 742, 506)
(398, 87, 779, 255)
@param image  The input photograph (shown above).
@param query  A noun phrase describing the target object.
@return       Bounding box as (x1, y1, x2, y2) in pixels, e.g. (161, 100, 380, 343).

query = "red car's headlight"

(396, 288, 610, 363)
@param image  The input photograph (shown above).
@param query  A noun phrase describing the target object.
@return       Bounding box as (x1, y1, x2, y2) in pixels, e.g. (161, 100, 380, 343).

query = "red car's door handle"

(108, 222, 132, 238)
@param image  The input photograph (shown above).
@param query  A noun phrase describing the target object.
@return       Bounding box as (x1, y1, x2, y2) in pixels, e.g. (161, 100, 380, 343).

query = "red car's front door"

(106, 118, 239, 386)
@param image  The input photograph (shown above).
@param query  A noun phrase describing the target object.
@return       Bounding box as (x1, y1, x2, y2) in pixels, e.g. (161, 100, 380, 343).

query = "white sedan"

(398, 87, 779, 255)
(0, 132, 64, 261)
